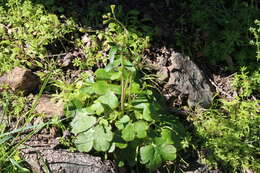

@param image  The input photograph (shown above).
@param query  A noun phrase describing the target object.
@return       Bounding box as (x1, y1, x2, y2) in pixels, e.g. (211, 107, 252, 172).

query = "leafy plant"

(192, 97, 259, 172)
(191, 21, 260, 172)
(249, 19, 260, 61)
(74, 5, 150, 69)
(0, 139, 29, 173)
(0, 0, 77, 75)
(174, 0, 259, 67)
(61, 6, 189, 170)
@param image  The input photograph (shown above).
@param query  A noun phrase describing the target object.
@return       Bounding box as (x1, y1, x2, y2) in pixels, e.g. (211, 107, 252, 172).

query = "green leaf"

(123, 59, 136, 72)
(122, 123, 135, 141)
(159, 144, 176, 161)
(105, 59, 121, 72)
(90, 102, 104, 115)
(80, 86, 95, 95)
(108, 46, 117, 63)
(93, 81, 121, 95)
(134, 110, 143, 120)
(70, 98, 83, 108)
(134, 103, 153, 121)
(140, 144, 162, 170)
(143, 104, 153, 121)
(97, 91, 119, 109)
(154, 128, 174, 145)
(74, 124, 113, 152)
(111, 71, 122, 80)
(134, 120, 149, 138)
(115, 142, 128, 149)
(70, 113, 96, 135)
(130, 83, 141, 94)
(110, 5, 116, 15)
(115, 115, 130, 129)
(108, 142, 116, 153)
(75, 129, 95, 152)
(93, 124, 113, 152)
(0, 135, 13, 145)
(95, 69, 121, 80)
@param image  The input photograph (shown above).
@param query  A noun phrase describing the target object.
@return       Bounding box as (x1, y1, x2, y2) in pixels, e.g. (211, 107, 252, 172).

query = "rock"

(157, 67, 169, 81)
(146, 47, 214, 108)
(166, 52, 214, 108)
(21, 149, 117, 173)
(19, 131, 117, 173)
(0, 67, 40, 94)
(35, 95, 64, 117)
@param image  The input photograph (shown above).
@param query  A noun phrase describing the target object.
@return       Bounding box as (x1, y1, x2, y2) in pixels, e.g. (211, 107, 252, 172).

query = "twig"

(45, 53, 67, 58)
(208, 78, 234, 99)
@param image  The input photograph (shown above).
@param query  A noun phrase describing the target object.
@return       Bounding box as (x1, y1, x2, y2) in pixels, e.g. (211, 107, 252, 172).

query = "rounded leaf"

(122, 123, 135, 141)
(75, 129, 95, 152)
(71, 115, 96, 135)
(159, 144, 176, 161)
(140, 144, 162, 170)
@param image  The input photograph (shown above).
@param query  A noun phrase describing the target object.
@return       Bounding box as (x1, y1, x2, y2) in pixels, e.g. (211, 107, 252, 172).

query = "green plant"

(0, 140, 29, 173)
(74, 5, 150, 69)
(174, 0, 259, 67)
(249, 19, 260, 61)
(191, 21, 260, 171)
(0, 68, 52, 173)
(193, 97, 259, 172)
(0, 89, 26, 119)
(0, 0, 77, 75)
(233, 66, 260, 98)
(60, 6, 189, 170)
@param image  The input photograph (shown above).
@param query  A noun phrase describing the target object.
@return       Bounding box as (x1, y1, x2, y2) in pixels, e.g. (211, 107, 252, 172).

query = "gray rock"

(19, 132, 117, 173)
(21, 148, 116, 173)
(166, 52, 214, 108)
(146, 48, 214, 108)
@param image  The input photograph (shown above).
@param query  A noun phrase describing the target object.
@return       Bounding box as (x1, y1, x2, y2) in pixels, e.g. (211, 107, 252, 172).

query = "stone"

(146, 48, 214, 108)
(21, 149, 117, 173)
(0, 67, 40, 94)
(19, 131, 117, 173)
(166, 51, 214, 108)
(35, 95, 64, 117)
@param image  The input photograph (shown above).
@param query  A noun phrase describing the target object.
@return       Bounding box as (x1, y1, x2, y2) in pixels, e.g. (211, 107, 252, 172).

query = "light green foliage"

(0, 89, 26, 119)
(192, 51, 260, 171)
(193, 97, 259, 171)
(0, 0, 77, 75)
(249, 20, 260, 61)
(61, 6, 189, 170)
(233, 66, 260, 98)
(0, 142, 29, 173)
(191, 16, 260, 172)
(74, 5, 150, 69)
